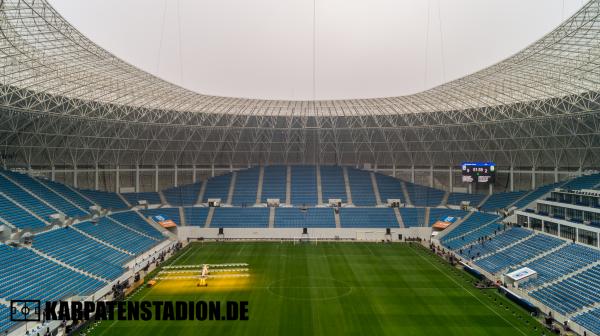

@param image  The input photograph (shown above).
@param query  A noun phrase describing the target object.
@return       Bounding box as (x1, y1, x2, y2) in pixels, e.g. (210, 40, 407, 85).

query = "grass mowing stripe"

(408, 244, 530, 336)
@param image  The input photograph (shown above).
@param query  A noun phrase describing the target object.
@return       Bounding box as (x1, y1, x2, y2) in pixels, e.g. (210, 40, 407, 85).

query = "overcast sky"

(48, 0, 585, 101)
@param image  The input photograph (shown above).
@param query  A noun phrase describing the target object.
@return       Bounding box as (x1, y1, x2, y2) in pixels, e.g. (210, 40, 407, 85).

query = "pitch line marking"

(410, 245, 529, 336)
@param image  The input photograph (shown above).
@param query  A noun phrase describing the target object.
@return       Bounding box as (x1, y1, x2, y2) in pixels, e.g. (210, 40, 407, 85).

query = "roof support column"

(392, 163, 396, 178)
(429, 166, 434, 188)
(410, 165, 415, 183)
(192, 164, 197, 183)
(94, 163, 99, 190)
(73, 164, 78, 188)
(154, 164, 159, 192)
(115, 165, 120, 192)
(510, 166, 514, 192)
(531, 166, 536, 190)
(135, 164, 140, 192)
(174, 164, 178, 187)
(51, 165, 56, 182)
(554, 167, 559, 183)
(449, 166, 453, 192)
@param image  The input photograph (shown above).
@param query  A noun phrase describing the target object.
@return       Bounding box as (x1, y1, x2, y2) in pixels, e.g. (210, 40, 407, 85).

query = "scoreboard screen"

(461, 162, 496, 183)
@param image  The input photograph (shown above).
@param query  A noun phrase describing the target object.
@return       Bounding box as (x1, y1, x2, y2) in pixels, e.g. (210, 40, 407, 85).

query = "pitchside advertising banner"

(153, 215, 177, 228)
(11, 300, 249, 322)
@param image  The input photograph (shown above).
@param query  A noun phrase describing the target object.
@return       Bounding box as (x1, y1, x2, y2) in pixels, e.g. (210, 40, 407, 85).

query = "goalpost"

(355, 231, 387, 241)
(293, 236, 319, 245)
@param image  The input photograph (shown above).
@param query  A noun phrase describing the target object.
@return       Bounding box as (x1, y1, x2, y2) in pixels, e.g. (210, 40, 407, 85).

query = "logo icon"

(10, 300, 40, 322)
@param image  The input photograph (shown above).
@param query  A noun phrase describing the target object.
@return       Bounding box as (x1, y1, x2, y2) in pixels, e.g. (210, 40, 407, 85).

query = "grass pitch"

(86, 242, 546, 336)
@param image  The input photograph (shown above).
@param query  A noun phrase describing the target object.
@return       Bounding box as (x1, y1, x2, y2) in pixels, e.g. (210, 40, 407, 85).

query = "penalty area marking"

(410, 245, 530, 336)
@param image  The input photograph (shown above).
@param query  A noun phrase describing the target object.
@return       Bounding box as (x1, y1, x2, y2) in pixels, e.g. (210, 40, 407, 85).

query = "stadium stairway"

(256, 166, 265, 204)
(423, 208, 431, 228)
(400, 181, 412, 206)
(179, 207, 187, 226)
(69, 225, 134, 256)
(286, 166, 291, 205)
(269, 207, 275, 228)
(440, 192, 450, 207)
(0, 191, 50, 227)
(533, 259, 600, 292)
(197, 180, 207, 204)
(158, 190, 168, 205)
(370, 172, 382, 205)
(476, 194, 491, 208)
(316, 165, 323, 204)
(118, 193, 132, 208)
(343, 167, 353, 204)
(225, 172, 237, 204)
(108, 216, 161, 242)
(205, 207, 215, 228)
(26, 245, 110, 283)
(509, 240, 571, 275)
(393, 208, 405, 228)
(471, 231, 536, 261)
(0, 172, 62, 220)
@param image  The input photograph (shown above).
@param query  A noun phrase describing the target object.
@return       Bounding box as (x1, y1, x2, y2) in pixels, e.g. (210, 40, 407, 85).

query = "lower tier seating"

(0, 244, 105, 304)
(210, 208, 269, 228)
(339, 208, 398, 228)
(572, 307, 600, 336)
(275, 208, 336, 228)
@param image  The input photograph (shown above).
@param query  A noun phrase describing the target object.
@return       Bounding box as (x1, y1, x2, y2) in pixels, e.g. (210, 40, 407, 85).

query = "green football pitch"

(85, 242, 546, 336)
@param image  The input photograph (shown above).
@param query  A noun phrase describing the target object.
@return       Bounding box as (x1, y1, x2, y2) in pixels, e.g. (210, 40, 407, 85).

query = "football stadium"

(1, 0, 600, 335)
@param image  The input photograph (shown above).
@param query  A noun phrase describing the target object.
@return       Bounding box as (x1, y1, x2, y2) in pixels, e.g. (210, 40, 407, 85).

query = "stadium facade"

(0, 0, 600, 194)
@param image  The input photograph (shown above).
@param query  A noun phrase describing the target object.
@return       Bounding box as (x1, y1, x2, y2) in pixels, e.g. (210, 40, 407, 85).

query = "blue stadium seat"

(320, 166, 347, 203)
(122, 192, 162, 206)
(78, 189, 128, 210)
(210, 208, 269, 228)
(232, 167, 260, 205)
(291, 166, 317, 206)
(183, 207, 210, 226)
(163, 182, 202, 206)
(347, 168, 376, 206)
(76, 218, 158, 255)
(275, 208, 335, 228)
(203, 174, 232, 203)
(375, 173, 406, 204)
(261, 166, 287, 203)
(339, 208, 398, 228)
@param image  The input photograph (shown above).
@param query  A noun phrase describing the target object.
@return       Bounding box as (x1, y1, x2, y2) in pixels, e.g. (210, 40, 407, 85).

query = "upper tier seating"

(109, 211, 164, 239)
(2, 170, 87, 217)
(398, 208, 426, 227)
(122, 192, 161, 206)
(440, 212, 502, 250)
(320, 166, 347, 203)
(520, 243, 600, 288)
(183, 207, 210, 226)
(404, 182, 444, 207)
(32, 227, 130, 279)
(339, 208, 398, 228)
(347, 169, 376, 206)
(459, 227, 533, 260)
(0, 193, 46, 229)
(76, 218, 157, 255)
(562, 173, 600, 190)
(428, 208, 469, 226)
(140, 208, 182, 226)
(232, 167, 260, 205)
(210, 208, 269, 228)
(291, 166, 317, 206)
(275, 208, 336, 228)
(475, 233, 564, 274)
(36, 178, 95, 211)
(0, 244, 105, 304)
(78, 189, 128, 210)
(479, 191, 526, 212)
(163, 182, 201, 206)
(375, 173, 406, 203)
(531, 264, 600, 315)
(446, 192, 486, 207)
(261, 166, 287, 203)
(512, 182, 562, 209)
(572, 307, 600, 336)
(203, 174, 231, 203)
(0, 173, 57, 221)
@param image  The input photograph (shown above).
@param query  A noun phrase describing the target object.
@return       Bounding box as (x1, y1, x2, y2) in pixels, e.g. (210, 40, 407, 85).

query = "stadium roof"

(1, 0, 600, 168)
